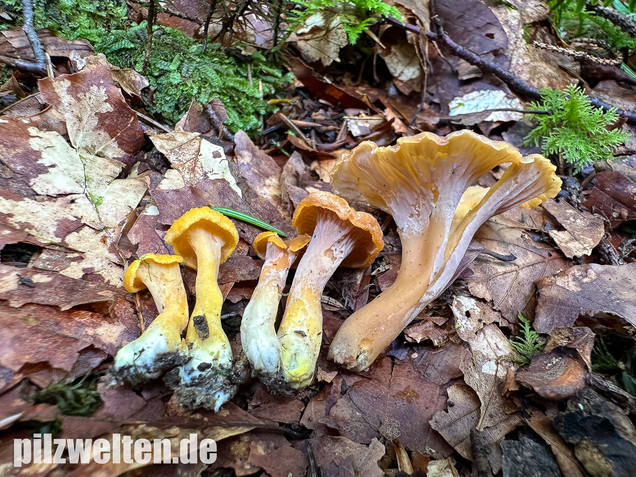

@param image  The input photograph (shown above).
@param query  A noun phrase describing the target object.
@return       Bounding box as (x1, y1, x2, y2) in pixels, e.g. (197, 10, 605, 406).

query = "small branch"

(21, 0, 46, 75)
(202, 0, 218, 53)
(386, 16, 636, 124)
(586, 1, 636, 38)
(204, 102, 235, 142)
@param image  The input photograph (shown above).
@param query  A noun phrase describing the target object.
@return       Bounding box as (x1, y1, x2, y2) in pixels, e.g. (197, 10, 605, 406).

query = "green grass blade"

(210, 206, 287, 237)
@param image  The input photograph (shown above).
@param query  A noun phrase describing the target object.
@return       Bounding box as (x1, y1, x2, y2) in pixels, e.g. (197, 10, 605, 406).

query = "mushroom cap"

(253, 232, 311, 260)
(124, 253, 183, 293)
(330, 130, 560, 235)
(164, 207, 239, 269)
(253, 232, 287, 259)
(292, 191, 383, 268)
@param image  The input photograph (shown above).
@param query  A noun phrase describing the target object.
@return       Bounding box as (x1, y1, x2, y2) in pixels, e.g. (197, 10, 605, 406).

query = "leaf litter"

(0, 1, 635, 475)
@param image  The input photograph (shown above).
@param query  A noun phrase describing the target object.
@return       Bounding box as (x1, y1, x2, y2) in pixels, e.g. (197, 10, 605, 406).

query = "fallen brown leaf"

(534, 262, 636, 333)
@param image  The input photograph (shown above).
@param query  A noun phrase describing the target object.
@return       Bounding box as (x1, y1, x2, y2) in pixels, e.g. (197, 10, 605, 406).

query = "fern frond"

(510, 312, 544, 366)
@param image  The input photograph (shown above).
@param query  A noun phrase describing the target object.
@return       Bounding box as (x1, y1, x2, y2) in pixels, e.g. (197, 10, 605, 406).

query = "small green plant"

(593, 337, 636, 395)
(524, 85, 629, 173)
(509, 312, 544, 366)
(33, 375, 102, 416)
(289, 0, 402, 44)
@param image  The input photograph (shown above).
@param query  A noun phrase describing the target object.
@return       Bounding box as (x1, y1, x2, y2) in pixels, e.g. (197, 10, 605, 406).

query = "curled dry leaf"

(542, 200, 605, 258)
(516, 347, 587, 400)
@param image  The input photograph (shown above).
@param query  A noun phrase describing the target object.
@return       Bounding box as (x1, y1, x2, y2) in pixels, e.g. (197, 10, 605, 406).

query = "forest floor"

(0, 1, 635, 476)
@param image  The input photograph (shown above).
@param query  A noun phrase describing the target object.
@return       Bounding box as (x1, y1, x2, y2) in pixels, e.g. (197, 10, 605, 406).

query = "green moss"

(11, 0, 291, 133)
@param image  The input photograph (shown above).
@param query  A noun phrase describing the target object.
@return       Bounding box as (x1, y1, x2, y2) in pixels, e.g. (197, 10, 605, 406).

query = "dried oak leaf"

(534, 262, 636, 334)
(465, 213, 570, 322)
(542, 200, 605, 258)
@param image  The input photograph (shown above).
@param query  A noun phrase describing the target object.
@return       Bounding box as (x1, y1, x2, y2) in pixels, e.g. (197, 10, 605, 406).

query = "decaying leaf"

(534, 262, 636, 333)
(321, 353, 452, 456)
(542, 200, 605, 258)
(150, 130, 242, 196)
(234, 131, 286, 216)
(583, 171, 636, 229)
(39, 63, 144, 162)
(306, 436, 386, 477)
(449, 89, 524, 124)
(466, 213, 570, 322)
(516, 347, 587, 400)
(430, 382, 520, 472)
(293, 11, 348, 66)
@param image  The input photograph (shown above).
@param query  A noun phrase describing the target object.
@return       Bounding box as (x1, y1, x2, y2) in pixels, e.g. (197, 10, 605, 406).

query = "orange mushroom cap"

(253, 231, 311, 261)
(292, 191, 383, 268)
(164, 207, 239, 269)
(124, 254, 184, 293)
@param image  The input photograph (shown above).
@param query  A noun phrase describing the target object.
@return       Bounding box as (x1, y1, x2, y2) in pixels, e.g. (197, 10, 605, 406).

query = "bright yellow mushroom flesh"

(276, 192, 383, 391)
(111, 254, 189, 385)
(240, 232, 310, 390)
(328, 130, 562, 371)
(163, 207, 242, 411)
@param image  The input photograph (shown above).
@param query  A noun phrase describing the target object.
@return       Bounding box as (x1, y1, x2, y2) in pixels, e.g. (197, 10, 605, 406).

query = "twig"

(135, 110, 172, 133)
(20, 0, 46, 75)
(204, 102, 235, 141)
(586, 1, 636, 37)
(386, 16, 636, 124)
(202, 0, 218, 53)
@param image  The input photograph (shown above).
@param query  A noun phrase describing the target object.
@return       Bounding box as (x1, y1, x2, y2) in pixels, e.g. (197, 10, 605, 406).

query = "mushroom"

(328, 130, 562, 371)
(111, 253, 189, 385)
(276, 191, 383, 391)
(240, 232, 310, 389)
(162, 207, 241, 411)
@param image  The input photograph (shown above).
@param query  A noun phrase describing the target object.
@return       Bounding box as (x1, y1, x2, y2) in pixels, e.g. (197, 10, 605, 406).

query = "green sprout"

(210, 206, 287, 237)
(509, 312, 544, 366)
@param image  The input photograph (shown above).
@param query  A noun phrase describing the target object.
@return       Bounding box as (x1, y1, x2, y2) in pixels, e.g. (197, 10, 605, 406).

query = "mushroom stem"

(278, 214, 356, 389)
(111, 255, 189, 384)
(241, 243, 295, 379)
(185, 228, 231, 360)
(328, 234, 430, 371)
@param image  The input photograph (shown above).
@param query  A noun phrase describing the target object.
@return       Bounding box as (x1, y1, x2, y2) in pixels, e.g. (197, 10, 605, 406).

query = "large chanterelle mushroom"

(328, 130, 562, 371)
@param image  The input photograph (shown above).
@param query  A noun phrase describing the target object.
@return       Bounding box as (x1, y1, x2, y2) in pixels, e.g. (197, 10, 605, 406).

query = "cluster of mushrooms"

(110, 130, 562, 411)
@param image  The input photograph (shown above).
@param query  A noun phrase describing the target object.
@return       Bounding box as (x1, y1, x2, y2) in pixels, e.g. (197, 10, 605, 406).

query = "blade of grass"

(210, 206, 287, 237)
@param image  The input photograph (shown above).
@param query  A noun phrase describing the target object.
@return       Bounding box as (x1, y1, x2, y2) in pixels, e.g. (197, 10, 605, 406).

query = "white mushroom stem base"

(111, 260, 189, 385)
(241, 243, 297, 388)
(277, 215, 357, 391)
(111, 321, 188, 385)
